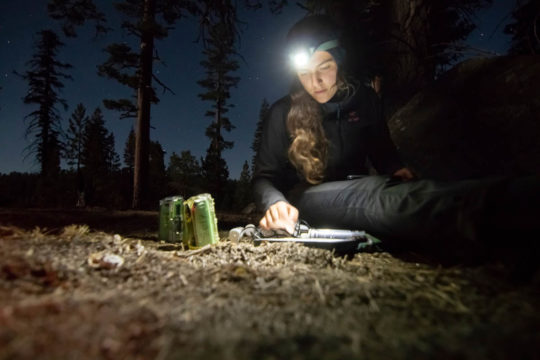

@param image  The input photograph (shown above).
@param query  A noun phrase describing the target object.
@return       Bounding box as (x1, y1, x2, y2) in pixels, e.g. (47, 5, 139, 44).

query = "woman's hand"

(259, 201, 299, 235)
(393, 167, 415, 181)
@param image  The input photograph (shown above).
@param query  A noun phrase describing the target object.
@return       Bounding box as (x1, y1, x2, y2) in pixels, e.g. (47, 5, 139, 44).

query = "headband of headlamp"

(286, 15, 344, 70)
(289, 39, 340, 69)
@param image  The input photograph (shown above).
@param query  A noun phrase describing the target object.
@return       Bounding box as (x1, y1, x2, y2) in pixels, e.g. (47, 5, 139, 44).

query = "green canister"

(191, 193, 219, 248)
(158, 196, 184, 243)
(182, 197, 195, 248)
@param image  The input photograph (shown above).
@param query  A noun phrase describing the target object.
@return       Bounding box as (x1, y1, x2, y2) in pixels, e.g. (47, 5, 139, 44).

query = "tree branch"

(152, 74, 175, 95)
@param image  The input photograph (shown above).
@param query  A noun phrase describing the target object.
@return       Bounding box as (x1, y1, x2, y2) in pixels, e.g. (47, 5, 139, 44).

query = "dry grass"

(0, 210, 539, 360)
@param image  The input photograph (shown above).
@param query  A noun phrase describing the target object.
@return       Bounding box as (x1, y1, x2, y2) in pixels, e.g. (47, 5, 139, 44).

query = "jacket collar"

(320, 79, 362, 118)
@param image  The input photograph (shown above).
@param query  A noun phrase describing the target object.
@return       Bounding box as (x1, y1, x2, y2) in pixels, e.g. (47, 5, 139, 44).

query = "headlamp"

(291, 50, 310, 68)
(289, 39, 339, 70)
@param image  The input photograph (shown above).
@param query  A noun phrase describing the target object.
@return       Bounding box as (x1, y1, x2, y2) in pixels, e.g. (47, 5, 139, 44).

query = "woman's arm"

(253, 178, 288, 212)
(252, 97, 295, 212)
(252, 97, 301, 232)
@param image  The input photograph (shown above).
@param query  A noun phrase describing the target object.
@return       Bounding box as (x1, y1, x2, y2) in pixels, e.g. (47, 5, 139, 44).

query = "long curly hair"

(286, 74, 349, 184)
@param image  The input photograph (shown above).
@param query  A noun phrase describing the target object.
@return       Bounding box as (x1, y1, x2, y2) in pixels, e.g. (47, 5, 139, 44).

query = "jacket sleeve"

(365, 90, 404, 175)
(252, 97, 293, 212)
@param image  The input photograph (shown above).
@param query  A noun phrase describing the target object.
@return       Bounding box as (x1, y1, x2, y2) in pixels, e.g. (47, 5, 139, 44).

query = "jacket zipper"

(337, 104, 344, 159)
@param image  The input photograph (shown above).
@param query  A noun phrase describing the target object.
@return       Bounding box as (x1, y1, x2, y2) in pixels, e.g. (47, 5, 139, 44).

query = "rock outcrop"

(389, 55, 540, 180)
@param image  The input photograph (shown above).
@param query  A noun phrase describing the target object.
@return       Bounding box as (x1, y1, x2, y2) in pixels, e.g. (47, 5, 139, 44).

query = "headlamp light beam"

(289, 39, 339, 70)
(291, 50, 310, 69)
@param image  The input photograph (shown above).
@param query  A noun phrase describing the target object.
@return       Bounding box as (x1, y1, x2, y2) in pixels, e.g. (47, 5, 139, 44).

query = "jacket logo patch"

(347, 111, 360, 122)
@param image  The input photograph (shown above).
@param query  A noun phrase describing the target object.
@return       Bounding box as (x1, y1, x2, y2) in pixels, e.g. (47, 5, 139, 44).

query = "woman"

(252, 15, 539, 255)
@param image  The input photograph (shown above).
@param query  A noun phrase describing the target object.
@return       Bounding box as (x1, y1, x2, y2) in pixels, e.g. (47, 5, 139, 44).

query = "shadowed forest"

(1, 0, 540, 359)
(1, 0, 538, 210)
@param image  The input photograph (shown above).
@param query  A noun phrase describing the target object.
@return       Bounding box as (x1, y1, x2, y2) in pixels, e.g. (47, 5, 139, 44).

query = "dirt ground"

(0, 208, 539, 360)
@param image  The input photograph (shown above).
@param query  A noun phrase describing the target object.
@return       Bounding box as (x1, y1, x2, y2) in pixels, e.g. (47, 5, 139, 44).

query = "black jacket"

(253, 83, 403, 212)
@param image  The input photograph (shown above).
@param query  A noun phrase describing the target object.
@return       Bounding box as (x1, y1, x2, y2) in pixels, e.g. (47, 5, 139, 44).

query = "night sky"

(0, 1, 514, 179)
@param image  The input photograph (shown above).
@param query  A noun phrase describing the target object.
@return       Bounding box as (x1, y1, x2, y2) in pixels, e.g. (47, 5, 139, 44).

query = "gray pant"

(289, 175, 540, 255)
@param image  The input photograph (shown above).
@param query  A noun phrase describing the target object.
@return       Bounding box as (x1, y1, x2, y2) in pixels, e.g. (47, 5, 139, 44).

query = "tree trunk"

(41, 119, 50, 177)
(132, 0, 156, 209)
(384, 0, 432, 113)
(216, 95, 222, 158)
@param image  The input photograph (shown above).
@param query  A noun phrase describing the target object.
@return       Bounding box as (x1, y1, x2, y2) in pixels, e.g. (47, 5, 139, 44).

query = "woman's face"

(296, 50, 338, 104)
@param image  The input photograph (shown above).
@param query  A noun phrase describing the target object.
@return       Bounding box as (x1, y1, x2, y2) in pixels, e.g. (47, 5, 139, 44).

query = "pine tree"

(64, 103, 88, 202)
(48, 0, 108, 37)
(105, 133, 121, 172)
(49, 0, 255, 208)
(123, 131, 168, 202)
(233, 160, 252, 211)
(81, 108, 120, 205)
(97, 0, 238, 208)
(149, 140, 167, 201)
(123, 128, 136, 171)
(198, 20, 240, 205)
(64, 103, 88, 171)
(82, 108, 110, 174)
(149, 141, 165, 176)
(251, 98, 269, 172)
(16, 29, 72, 178)
(167, 150, 203, 197)
(96, 0, 202, 209)
(121, 128, 136, 205)
(201, 146, 230, 205)
(97, 43, 140, 119)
